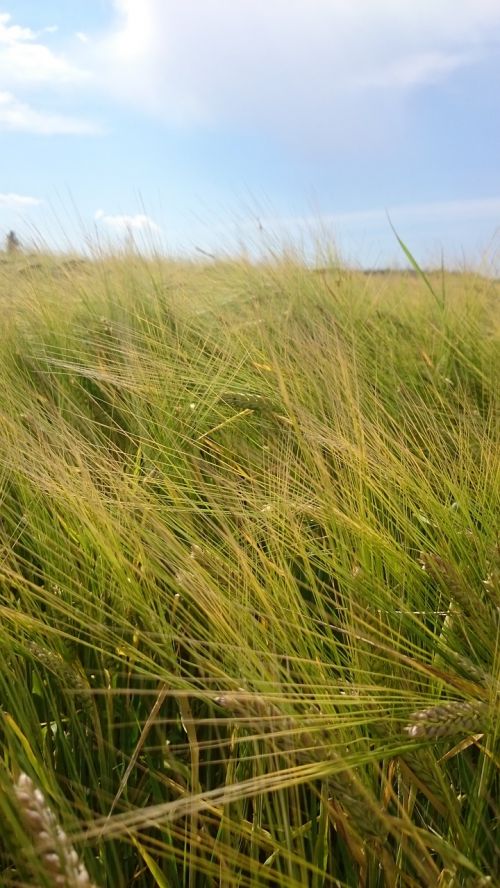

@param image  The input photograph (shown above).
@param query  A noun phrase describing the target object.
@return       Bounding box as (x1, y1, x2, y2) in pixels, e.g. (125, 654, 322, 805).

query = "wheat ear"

(404, 701, 488, 740)
(14, 772, 99, 888)
(215, 690, 388, 844)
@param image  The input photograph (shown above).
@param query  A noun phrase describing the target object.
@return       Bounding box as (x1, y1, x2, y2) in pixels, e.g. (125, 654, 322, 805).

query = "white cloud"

(0, 192, 41, 207)
(0, 12, 87, 86)
(0, 11, 34, 43)
(100, 0, 500, 150)
(95, 209, 161, 232)
(0, 91, 102, 135)
(0, 13, 98, 137)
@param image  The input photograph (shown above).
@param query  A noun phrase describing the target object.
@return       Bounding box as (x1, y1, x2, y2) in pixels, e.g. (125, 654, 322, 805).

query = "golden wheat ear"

(14, 772, 100, 888)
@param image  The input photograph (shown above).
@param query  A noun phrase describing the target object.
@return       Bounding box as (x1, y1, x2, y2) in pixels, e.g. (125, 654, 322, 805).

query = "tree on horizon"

(6, 230, 21, 254)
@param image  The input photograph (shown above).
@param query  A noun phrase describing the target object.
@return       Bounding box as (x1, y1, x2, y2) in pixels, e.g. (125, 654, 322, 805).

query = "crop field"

(0, 252, 498, 887)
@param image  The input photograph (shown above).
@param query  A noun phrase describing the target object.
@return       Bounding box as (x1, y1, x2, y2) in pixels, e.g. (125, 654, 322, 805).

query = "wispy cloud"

(0, 192, 42, 207)
(250, 197, 500, 234)
(331, 197, 500, 227)
(352, 51, 469, 90)
(0, 12, 87, 86)
(0, 11, 34, 43)
(95, 209, 161, 232)
(0, 12, 99, 138)
(0, 90, 102, 135)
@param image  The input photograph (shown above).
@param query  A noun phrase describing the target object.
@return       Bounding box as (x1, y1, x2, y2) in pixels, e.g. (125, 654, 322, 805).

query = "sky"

(1, 0, 500, 268)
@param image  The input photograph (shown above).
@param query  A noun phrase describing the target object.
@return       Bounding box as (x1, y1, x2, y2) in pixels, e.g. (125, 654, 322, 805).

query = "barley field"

(0, 252, 498, 887)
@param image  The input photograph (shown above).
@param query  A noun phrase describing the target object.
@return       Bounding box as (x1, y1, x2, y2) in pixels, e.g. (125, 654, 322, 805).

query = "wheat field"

(0, 251, 498, 887)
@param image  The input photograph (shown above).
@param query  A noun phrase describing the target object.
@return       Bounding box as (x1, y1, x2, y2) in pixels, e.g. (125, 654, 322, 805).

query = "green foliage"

(0, 254, 498, 886)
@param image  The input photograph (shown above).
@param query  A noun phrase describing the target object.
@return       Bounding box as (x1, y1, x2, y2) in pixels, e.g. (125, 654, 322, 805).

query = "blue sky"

(1, 0, 500, 268)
